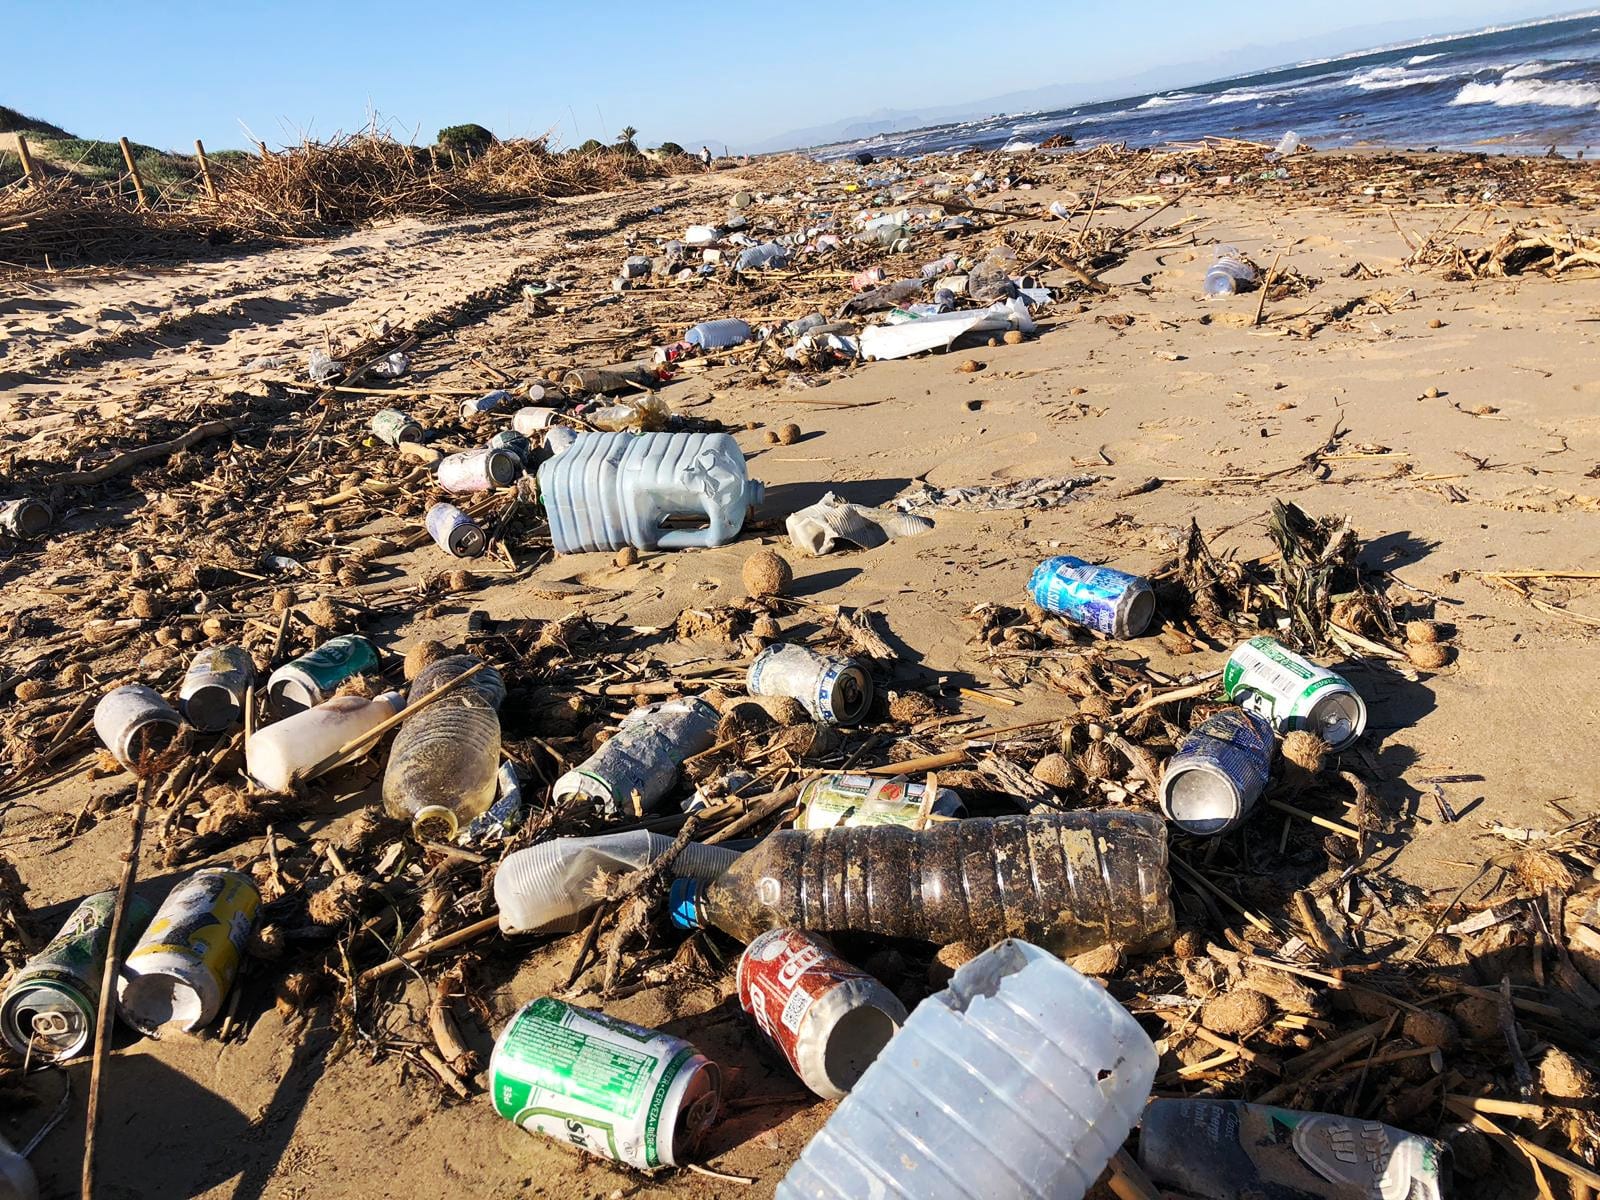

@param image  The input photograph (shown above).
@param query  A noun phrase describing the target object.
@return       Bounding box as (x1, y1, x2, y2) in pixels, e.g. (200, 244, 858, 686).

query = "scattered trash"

(369, 408, 423, 447)
(489, 997, 720, 1170)
(1159, 708, 1275, 836)
(796, 773, 966, 829)
(685, 318, 751, 351)
(1204, 245, 1258, 295)
(246, 690, 404, 792)
(553, 697, 719, 820)
(306, 348, 342, 382)
(1223, 636, 1367, 749)
(0, 498, 51, 540)
(178, 646, 254, 733)
(736, 928, 906, 1099)
(785, 492, 934, 555)
(1028, 556, 1156, 639)
(437, 446, 521, 493)
(93, 685, 184, 769)
(425, 501, 487, 558)
(460, 389, 511, 418)
(895, 474, 1097, 513)
(266, 634, 380, 716)
(383, 656, 506, 838)
(775, 940, 1156, 1199)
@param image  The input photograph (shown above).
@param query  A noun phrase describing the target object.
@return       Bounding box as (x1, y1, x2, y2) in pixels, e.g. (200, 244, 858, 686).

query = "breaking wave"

(1450, 78, 1600, 107)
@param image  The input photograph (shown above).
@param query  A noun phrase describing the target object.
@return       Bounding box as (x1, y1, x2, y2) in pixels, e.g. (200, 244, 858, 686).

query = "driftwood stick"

(59, 418, 245, 488)
(357, 914, 499, 985)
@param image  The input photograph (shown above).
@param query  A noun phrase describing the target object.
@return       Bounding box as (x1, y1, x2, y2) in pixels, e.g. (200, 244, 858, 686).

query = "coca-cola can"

(437, 447, 521, 493)
(737, 927, 906, 1099)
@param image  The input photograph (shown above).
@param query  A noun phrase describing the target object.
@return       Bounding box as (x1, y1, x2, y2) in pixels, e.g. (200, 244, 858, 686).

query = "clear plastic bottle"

(1204, 246, 1257, 295)
(775, 939, 1157, 1200)
(246, 692, 405, 792)
(685, 319, 752, 351)
(671, 810, 1174, 956)
(382, 656, 506, 838)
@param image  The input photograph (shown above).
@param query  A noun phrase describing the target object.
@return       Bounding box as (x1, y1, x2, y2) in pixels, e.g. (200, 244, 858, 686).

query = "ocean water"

(817, 12, 1600, 159)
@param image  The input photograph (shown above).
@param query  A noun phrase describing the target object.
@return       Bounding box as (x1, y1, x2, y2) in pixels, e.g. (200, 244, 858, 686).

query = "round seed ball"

(888, 691, 939, 724)
(1076, 694, 1115, 722)
(14, 679, 49, 702)
(60, 663, 87, 688)
(129, 591, 163, 620)
(717, 701, 775, 741)
(742, 549, 793, 598)
(755, 695, 808, 726)
(1406, 642, 1451, 670)
(614, 546, 639, 568)
(1428, 318, 1443, 328)
(306, 598, 340, 629)
(1069, 943, 1122, 976)
(1406, 619, 1447, 644)
(763, 429, 780, 444)
(1403, 1009, 1459, 1049)
(776, 422, 801, 446)
(445, 569, 473, 593)
(1031, 752, 1079, 790)
(1281, 730, 1330, 777)
(958, 359, 983, 374)
(404, 640, 447, 681)
(1172, 928, 1204, 959)
(1003, 329, 1024, 345)
(1200, 989, 1273, 1035)
(1453, 995, 1499, 1040)
(272, 588, 295, 615)
(1424, 386, 1440, 399)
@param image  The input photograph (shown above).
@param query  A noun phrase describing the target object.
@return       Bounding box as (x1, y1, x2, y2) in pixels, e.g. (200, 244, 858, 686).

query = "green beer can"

(1223, 636, 1367, 751)
(490, 997, 720, 1170)
(1, 890, 155, 1060)
(266, 635, 380, 716)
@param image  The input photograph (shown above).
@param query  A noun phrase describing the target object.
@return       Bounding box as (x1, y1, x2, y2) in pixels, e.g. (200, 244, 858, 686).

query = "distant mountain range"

(740, 9, 1560, 154)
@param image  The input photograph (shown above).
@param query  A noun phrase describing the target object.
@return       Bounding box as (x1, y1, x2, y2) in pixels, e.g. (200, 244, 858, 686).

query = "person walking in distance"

(701, 145, 712, 170)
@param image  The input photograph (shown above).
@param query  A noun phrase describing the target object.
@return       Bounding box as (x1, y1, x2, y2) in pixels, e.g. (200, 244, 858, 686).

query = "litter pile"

(2, 138, 1599, 1200)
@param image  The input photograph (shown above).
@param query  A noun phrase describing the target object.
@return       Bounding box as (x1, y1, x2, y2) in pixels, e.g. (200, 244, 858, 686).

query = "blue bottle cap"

(668, 878, 704, 930)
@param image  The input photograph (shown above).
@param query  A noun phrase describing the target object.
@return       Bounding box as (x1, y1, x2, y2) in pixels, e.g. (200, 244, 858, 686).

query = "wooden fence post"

(194, 138, 218, 200)
(14, 132, 37, 186)
(118, 137, 148, 209)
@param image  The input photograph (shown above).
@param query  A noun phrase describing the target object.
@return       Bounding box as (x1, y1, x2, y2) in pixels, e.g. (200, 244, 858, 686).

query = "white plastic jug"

(537, 431, 763, 553)
(775, 939, 1157, 1200)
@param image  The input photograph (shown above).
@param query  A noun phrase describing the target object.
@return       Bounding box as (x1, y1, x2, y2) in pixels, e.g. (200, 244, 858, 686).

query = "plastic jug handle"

(656, 499, 729, 550)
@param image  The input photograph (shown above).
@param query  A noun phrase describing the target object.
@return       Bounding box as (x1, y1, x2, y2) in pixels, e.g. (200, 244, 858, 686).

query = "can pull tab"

(30, 1011, 71, 1041)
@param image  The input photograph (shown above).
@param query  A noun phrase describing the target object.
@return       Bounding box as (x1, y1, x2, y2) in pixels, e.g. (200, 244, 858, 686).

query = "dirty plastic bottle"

(496, 831, 741, 934)
(382, 655, 506, 838)
(685, 319, 752, 351)
(1204, 246, 1257, 295)
(246, 692, 405, 792)
(537, 431, 764, 554)
(672, 810, 1174, 955)
(775, 939, 1158, 1200)
(734, 243, 792, 272)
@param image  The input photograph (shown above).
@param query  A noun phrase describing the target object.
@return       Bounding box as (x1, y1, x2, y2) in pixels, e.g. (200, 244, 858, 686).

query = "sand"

(2, 151, 1598, 1199)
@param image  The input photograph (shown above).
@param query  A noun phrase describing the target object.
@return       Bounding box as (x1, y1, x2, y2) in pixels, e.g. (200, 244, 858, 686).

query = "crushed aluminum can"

(370, 408, 423, 447)
(0, 498, 51, 540)
(738, 928, 906, 1099)
(849, 267, 886, 291)
(425, 502, 487, 558)
(463, 761, 525, 846)
(490, 997, 720, 1170)
(266, 635, 379, 716)
(117, 868, 260, 1035)
(1160, 708, 1275, 836)
(179, 645, 253, 733)
(1028, 555, 1156, 639)
(1223, 636, 1367, 751)
(1, 890, 155, 1060)
(747, 643, 872, 725)
(796, 773, 965, 830)
(93, 685, 184, 769)
(437, 447, 521, 493)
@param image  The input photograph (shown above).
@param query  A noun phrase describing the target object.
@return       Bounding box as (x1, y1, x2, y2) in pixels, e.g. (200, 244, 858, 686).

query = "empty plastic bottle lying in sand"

(495, 830, 741, 934)
(538, 432, 764, 554)
(246, 691, 404, 792)
(1204, 246, 1257, 295)
(685, 318, 752, 350)
(775, 940, 1157, 1200)
(671, 810, 1174, 956)
(382, 655, 505, 838)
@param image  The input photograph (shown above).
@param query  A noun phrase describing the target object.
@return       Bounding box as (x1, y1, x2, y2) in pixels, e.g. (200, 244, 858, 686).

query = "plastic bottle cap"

(668, 878, 703, 930)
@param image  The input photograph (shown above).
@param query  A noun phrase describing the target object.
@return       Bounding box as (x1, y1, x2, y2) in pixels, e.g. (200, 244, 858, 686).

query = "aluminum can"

(437, 447, 521, 493)
(738, 928, 905, 1099)
(0, 891, 155, 1060)
(92, 685, 184, 769)
(179, 645, 253, 733)
(369, 408, 423, 447)
(490, 997, 720, 1170)
(1223, 636, 1367, 750)
(552, 699, 718, 820)
(266, 635, 379, 716)
(425, 502, 486, 558)
(512, 407, 562, 434)
(0, 498, 51, 540)
(747, 644, 872, 726)
(797, 773, 965, 830)
(461, 389, 511, 419)
(849, 267, 886, 291)
(1028, 556, 1156, 639)
(487, 430, 532, 462)
(117, 869, 260, 1035)
(1160, 708, 1275, 836)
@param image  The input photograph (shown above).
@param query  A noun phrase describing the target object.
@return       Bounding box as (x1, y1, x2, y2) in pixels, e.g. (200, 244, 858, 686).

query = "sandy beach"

(2, 145, 1599, 1198)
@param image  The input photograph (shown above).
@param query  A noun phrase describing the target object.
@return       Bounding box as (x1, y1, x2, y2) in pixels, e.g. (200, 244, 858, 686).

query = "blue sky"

(7, 1, 1571, 152)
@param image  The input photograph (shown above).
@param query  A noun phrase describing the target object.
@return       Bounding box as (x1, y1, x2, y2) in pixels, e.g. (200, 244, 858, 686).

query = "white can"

(117, 868, 260, 1035)
(179, 645, 254, 733)
(93, 685, 184, 769)
(437, 447, 521, 493)
(511, 407, 562, 435)
(747, 643, 872, 725)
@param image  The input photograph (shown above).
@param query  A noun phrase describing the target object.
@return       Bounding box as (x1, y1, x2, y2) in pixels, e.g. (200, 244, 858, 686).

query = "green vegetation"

(576, 138, 605, 154)
(437, 123, 496, 154)
(616, 125, 639, 154)
(0, 105, 74, 138)
(656, 141, 686, 157)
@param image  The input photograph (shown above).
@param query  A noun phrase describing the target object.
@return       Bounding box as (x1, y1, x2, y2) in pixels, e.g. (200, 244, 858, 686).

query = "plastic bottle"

(537, 432, 764, 554)
(685, 319, 752, 351)
(382, 656, 506, 838)
(672, 810, 1174, 955)
(1204, 246, 1257, 295)
(246, 692, 405, 792)
(495, 831, 741, 934)
(774, 939, 1157, 1200)
(734, 243, 791, 272)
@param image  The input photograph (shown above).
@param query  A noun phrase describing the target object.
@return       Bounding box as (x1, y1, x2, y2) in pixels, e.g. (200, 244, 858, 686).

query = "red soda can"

(736, 927, 906, 1099)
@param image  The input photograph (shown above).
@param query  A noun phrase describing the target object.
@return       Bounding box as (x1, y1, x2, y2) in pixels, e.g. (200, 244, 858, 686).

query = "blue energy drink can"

(1160, 708, 1275, 836)
(1028, 556, 1156, 638)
